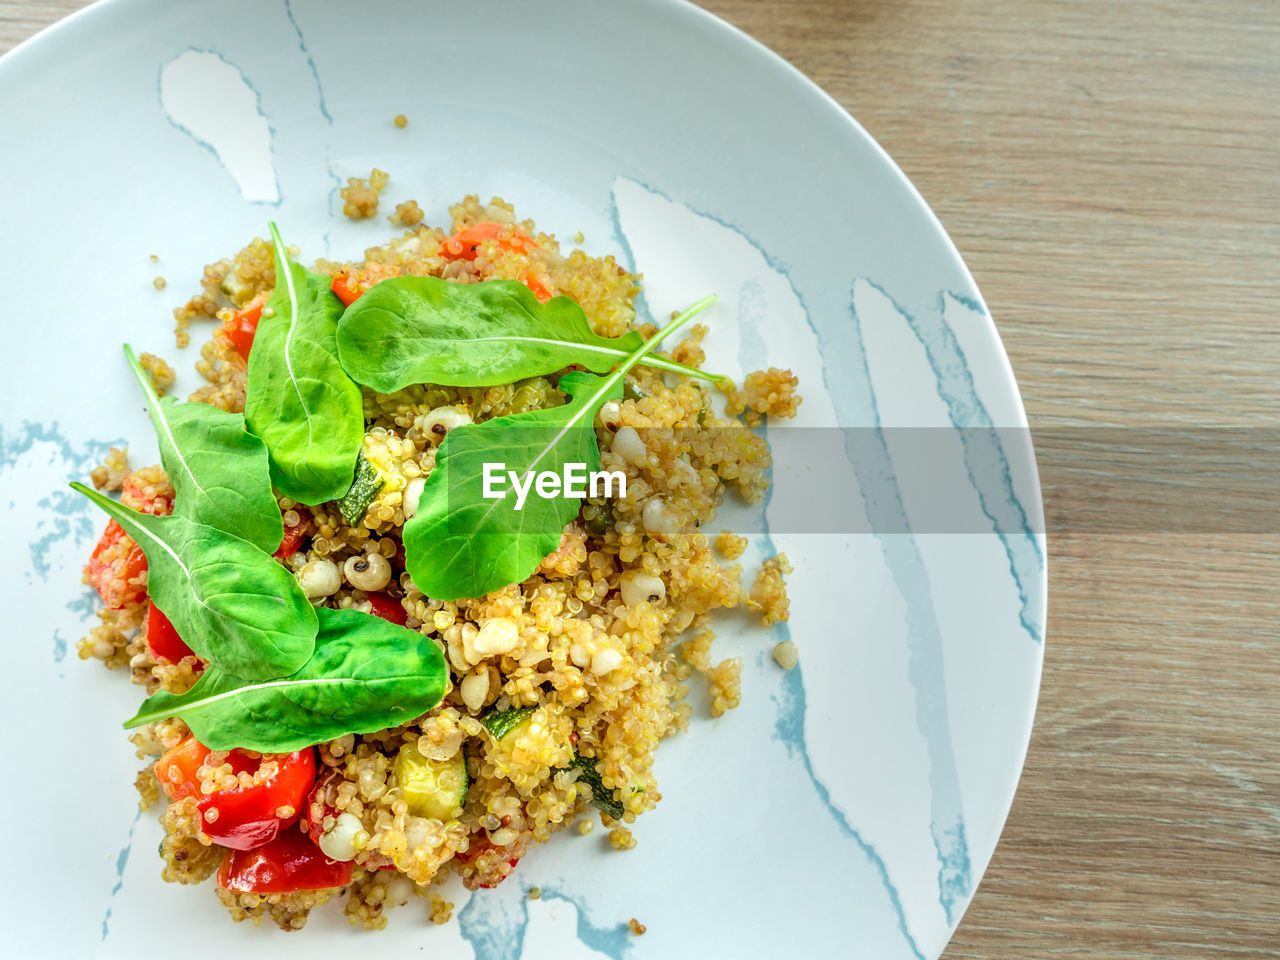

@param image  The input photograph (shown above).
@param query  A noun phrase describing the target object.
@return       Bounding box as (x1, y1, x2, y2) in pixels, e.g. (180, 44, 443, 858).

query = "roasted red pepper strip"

(519, 271, 554, 303)
(330, 264, 402, 306)
(85, 520, 148, 609)
(217, 828, 353, 894)
(146, 602, 195, 664)
(302, 768, 340, 844)
(273, 506, 311, 559)
(365, 593, 408, 626)
(456, 833, 522, 888)
(154, 737, 212, 802)
(330, 272, 363, 307)
(197, 748, 317, 850)
(440, 221, 536, 261)
(218, 299, 264, 364)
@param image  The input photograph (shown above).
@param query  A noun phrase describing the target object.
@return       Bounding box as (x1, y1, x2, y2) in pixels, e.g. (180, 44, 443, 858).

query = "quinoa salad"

(75, 187, 801, 932)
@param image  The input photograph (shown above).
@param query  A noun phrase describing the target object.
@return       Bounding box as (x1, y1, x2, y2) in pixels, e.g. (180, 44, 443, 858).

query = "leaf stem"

(122, 343, 160, 408)
(641, 355, 727, 383)
(615, 294, 719, 381)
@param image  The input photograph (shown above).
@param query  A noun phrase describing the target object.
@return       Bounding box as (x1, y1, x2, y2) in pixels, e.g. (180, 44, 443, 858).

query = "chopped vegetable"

(195, 747, 316, 850)
(154, 736, 211, 802)
(394, 745, 468, 820)
(217, 299, 263, 363)
(146, 602, 194, 664)
(336, 451, 384, 526)
(519, 271, 553, 304)
(302, 768, 341, 844)
(217, 828, 352, 893)
(365, 593, 407, 626)
(480, 706, 538, 744)
(84, 520, 148, 610)
(454, 832, 522, 889)
(439, 221, 536, 261)
(569, 754, 624, 819)
(330, 271, 363, 308)
(330, 264, 403, 306)
(273, 506, 311, 559)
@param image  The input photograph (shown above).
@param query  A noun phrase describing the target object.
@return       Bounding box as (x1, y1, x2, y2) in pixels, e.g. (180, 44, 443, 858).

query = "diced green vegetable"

(481, 706, 538, 745)
(394, 745, 468, 820)
(570, 754, 623, 819)
(337, 451, 384, 526)
(581, 501, 615, 537)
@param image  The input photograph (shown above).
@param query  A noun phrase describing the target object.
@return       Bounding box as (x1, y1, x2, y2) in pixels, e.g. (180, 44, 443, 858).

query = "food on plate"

(74, 194, 799, 930)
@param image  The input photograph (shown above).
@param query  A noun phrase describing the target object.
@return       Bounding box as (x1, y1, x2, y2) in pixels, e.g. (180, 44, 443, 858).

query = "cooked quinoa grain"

(341, 168, 390, 219)
(139, 352, 176, 397)
(747, 553, 793, 627)
(81, 192, 799, 932)
(715, 531, 748, 560)
(393, 113, 408, 128)
(390, 199, 424, 226)
(153, 276, 167, 290)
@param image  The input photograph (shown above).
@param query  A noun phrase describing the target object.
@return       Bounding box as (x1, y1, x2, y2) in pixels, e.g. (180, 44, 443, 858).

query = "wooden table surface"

(4, 1, 1277, 956)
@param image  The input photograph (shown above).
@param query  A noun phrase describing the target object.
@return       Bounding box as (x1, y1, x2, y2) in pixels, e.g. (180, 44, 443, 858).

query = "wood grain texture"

(3, 1, 1277, 956)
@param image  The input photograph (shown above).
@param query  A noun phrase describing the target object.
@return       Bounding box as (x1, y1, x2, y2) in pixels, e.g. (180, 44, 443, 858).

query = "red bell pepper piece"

(519, 272, 554, 303)
(273, 506, 311, 559)
(456, 833, 522, 888)
(85, 520, 148, 609)
(218, 300, 264, 364)
(155, 737, 212, 802)
(366, 593, 408, 626)
(217, 828, 353, 894)
(121, 474, 174, 515)
(197, 748, 317, 850)
(146, 602, 195, 664)
(330, 272, 363, 307)
(330, 264, 402, 307)
(440, 221, 537, 262)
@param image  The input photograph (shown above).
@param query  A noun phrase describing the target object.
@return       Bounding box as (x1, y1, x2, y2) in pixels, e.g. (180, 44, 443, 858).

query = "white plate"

(0, 1, 1045, 957)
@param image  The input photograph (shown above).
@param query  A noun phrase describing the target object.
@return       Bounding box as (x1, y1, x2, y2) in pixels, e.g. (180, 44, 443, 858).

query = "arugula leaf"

(122, 607, 447, 752)
(71, 483, 316, 681)
(245, 223, 364, 504)
(122, 344, 282, 553)
(404, 295, 717, 600)
(335, 275, 723, 392)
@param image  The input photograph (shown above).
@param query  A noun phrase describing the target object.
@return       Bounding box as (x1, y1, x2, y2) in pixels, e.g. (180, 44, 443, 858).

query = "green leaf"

(335, 275, 723, 392)
(404, 370, 612, 600)
(404, 295, 717, 601)
(123, 607, 447, 752)
(245, 223, 364, 505)
(122, 344, 282, 553)
(71, 483, 316, 681)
